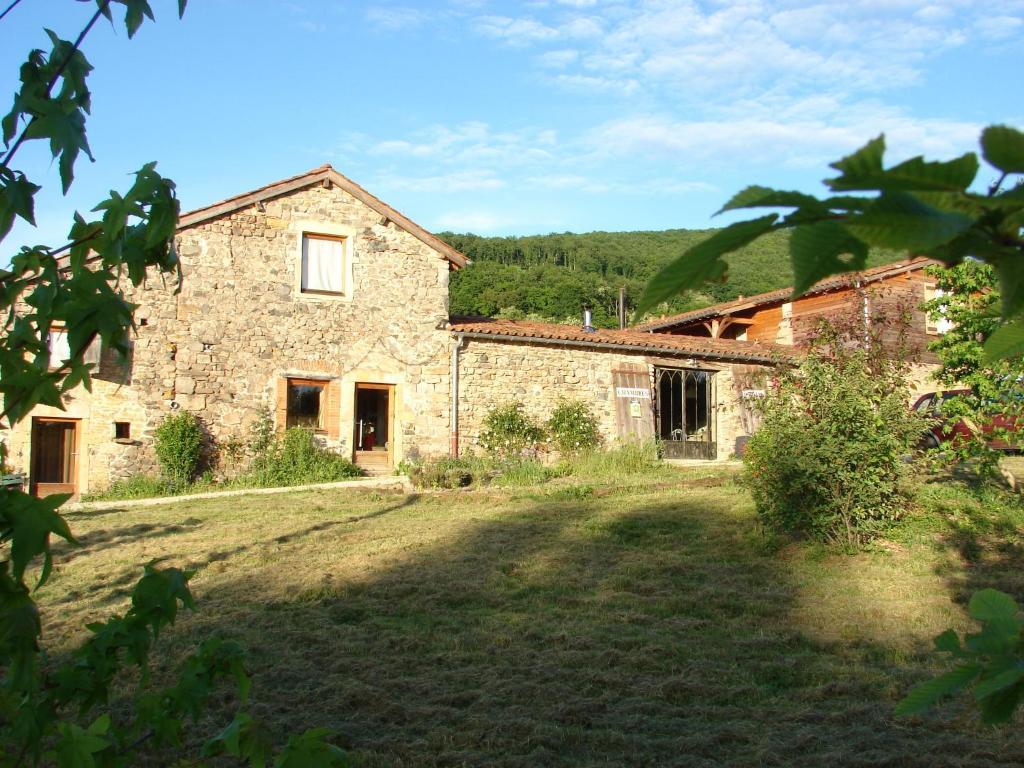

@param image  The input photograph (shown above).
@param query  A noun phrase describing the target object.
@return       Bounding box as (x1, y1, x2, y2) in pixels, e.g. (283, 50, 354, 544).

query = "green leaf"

(969, 588, 1020, 623)
(178, 0, 188, 17)
(980, 684, 1024, 725)
(974, 667, 1024, 701)
(984, 316, 1024, 362)
(717, 185, 825, 214)
(637, 215, 778, 316)
(828, 135, 885, 187)
(121, 0, 155, 38)
(934, 629, 963, 656)
(22, 99, 94, 193)
(981, 125, 1024, 175)
(0, 170, 41, 241)
(993, 259, 1024, 319)
(844, 192, 974, 251)
(274, 729, 349, 768)
(788, 220, 868, 295)
(52, 720, 110, 768)
(828, 132, 978, 192)
(3, 490, 75, 585)
(895, 664, 981, 716)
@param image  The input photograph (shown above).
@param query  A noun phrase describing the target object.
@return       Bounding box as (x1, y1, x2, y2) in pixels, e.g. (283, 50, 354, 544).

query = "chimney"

(582, 307, 595, 333)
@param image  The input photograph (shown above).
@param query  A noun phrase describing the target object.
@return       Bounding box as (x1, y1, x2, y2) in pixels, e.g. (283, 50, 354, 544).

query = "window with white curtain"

(48, 329, 71, 368)
(301, 234, 345, 295)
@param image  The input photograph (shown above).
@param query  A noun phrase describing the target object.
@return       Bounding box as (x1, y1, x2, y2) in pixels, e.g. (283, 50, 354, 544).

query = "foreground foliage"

(0, 3, 344, 764)
(638, 124, 1024, 361)
(898, 589, 1024, 724)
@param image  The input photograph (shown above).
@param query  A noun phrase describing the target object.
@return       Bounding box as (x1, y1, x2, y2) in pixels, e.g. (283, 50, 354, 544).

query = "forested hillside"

(441, 229, 901, 328)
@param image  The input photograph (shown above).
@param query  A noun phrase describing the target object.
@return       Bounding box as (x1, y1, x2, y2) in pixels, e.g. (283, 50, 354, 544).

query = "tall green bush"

(154, 411, 205, 488)
(245, 427, 362, 486)
(547, 399, 602, 455)
(743, 321, 926, 548)
(478, 402, 546, 460)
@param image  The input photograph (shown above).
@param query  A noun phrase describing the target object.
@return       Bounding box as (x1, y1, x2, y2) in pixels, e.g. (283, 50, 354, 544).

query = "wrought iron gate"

(655, 368, 716, 460)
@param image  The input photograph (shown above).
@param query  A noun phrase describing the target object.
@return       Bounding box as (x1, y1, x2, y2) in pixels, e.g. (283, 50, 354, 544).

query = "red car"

(913, 389, 1021, 452)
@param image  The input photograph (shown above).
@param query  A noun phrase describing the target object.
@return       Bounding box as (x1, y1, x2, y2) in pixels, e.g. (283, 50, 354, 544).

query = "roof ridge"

(175, 164, 468, 268)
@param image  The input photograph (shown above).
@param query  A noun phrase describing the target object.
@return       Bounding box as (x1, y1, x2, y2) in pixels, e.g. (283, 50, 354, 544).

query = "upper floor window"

(47, 327, 101, 370)
(300, 234, 346, 295)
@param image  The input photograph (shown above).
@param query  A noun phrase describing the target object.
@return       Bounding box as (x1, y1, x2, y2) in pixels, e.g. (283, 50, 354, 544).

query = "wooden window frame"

(285, 377, 328, 433)
(299, 233, 348, 298)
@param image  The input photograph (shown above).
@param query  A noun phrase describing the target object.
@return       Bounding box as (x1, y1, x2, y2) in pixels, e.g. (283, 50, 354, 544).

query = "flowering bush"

(547, 399, 602, 455)
(478, 402, 546, 460)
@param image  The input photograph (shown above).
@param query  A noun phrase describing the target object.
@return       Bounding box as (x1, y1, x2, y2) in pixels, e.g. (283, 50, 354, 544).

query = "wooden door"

(353, 383, 395, 473)
(30, 418, 80, 497)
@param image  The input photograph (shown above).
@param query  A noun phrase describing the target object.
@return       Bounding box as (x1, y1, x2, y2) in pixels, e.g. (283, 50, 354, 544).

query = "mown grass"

(39, 466, 1024, 767)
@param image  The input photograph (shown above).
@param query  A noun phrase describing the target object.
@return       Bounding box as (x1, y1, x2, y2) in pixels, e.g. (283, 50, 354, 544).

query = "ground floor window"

(655, 368, 716, 459)
(286, 378, 326, 431)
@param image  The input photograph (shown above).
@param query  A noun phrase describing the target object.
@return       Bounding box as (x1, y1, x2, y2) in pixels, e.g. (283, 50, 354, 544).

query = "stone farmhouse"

(3, 166, 948, 497)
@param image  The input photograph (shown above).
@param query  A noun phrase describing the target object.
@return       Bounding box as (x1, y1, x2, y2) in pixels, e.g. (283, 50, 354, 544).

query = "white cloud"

(587, 110, 982, 169)
(475, 15, 561, 44)
(537, 49, 580, 68)
(367, 122, 557, 167)
(365, 6, 433, 30)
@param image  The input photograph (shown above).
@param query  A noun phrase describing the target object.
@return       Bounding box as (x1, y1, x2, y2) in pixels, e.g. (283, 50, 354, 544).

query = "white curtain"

(302, 236, 344, 293)
(49, 330, 71, 364)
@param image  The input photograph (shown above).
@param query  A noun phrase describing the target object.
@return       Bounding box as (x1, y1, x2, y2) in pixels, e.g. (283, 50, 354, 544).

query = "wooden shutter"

(276, 378, 289, 431)
(325, 380, 341, 440)
(612, 366, 655, 441)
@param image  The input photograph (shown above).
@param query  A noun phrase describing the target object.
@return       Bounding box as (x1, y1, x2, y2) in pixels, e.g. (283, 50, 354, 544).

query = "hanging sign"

(629, 400, 643, 418)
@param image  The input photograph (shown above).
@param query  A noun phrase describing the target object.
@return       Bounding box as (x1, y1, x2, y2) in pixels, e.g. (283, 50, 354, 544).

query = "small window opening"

(114, 422, 131, 440)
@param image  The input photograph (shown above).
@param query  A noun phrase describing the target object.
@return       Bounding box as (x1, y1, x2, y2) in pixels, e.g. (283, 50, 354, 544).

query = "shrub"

(407, 456, 479, 489)
(154, 411, 205, 488)
(547, 399, 602, 455)
(743, 324, 926, 548)
(244, 427, 362, 487)
(478, 402, 546, 460)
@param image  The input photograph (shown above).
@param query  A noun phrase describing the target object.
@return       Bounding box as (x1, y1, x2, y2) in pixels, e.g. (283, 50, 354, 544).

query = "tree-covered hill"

(440, 229, 902, 328)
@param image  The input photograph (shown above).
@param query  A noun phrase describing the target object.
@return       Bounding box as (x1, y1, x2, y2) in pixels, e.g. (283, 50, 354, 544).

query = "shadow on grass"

(141, 491, 1024, 767)
(52, 518, 205, 562)
(914, 472, 1024, 604)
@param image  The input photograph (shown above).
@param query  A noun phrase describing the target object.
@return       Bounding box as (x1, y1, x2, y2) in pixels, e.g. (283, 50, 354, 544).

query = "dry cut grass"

(38, 468, 1024, 767)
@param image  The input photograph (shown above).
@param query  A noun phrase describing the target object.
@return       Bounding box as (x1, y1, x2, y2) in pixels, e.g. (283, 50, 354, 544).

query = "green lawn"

(40, 468, 1024, 766)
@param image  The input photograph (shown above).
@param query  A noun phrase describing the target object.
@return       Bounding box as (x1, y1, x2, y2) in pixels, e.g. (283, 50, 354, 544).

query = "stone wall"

(3, 182, 455, 493)
(455, 337, 772, 461)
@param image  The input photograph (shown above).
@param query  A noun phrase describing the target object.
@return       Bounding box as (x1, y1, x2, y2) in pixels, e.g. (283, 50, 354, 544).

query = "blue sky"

(3, 0, 1023, 249)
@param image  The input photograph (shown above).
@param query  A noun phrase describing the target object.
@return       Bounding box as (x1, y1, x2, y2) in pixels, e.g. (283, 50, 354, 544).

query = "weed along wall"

(454, 335, 774, 460)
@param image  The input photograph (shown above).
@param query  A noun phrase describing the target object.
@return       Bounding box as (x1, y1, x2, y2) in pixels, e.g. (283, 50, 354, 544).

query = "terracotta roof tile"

(449, 316, 792, 364)
(635, 257, 939, 331)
